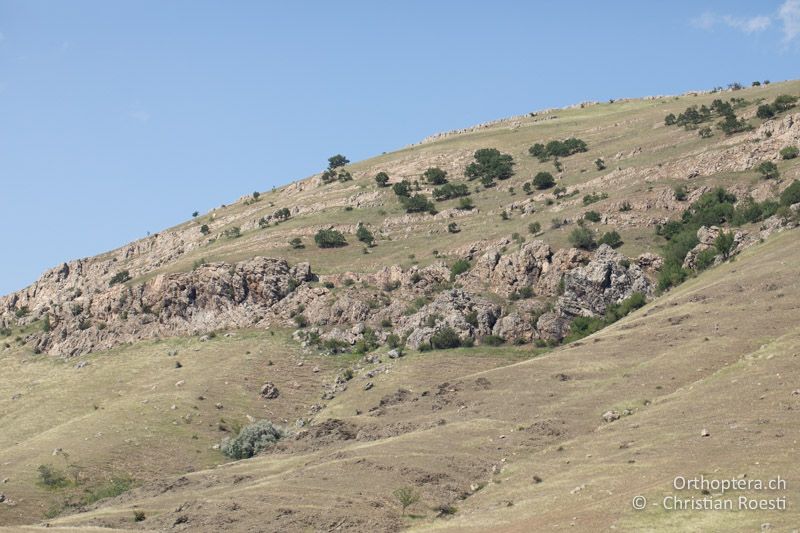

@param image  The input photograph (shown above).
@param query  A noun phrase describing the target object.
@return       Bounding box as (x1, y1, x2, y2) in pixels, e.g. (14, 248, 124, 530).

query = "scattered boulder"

(260, 382, 279, 399)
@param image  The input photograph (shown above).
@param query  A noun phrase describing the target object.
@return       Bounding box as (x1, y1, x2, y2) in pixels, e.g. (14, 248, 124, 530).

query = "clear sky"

(1, 1, 799, 295)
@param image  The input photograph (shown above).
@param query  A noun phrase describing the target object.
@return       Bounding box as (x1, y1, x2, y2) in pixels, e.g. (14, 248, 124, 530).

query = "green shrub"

(314, 229, 347, 248)
(447, 222, 460, 233)
(598, 230, 622, 248)
(756, 104, 775, 119)
(200, 224, 210, 235)
(780, 181, 800, 206)
(528, 221, 541, 234)
(109, 270, 131, 287)
(568, 227, 596, 250)
(584, 210, 601, 223)
(83, 477, 133, 504)
(223, 226, 241, 239)
(582, 192, 608, 205)
(221, 420, 283, 459)
(619, 201, 632, 212)
(532, 172, 555, 189)
(356, 225, 375, 246)
(481, 335, 505, 346)
(386, 333, 401, 349)
(714, 231, 735, 259)
(756, 161, 779, 180)
(430, 327, 462, 349)
(37, 465, 69, 489)
(781, 146, 799, 160)
(694, 248, 717, 271)
(289, 237, 304, 249)
(393, 486, 420, 516)
(134, 510, 146, 522)
(603, 292, 646, 322)
(698, 126, 713, 138)
(458, 197, 474, 210)
(674, 185, 688, 201)
(594, 158, 606, 170)
(450, 259, 471, 280)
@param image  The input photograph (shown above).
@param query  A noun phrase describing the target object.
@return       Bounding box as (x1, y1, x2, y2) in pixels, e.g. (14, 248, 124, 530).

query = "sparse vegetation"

(568, 227, 596, 250)
(430, 327, 462, 349)
(38, 465, 69, 489)
(755, 161, 779, 180)
(780, 146, 799, 160)
(598, 230, 623, 248)
(565, 292, 646, 342)
(221, 420, 284, 459)
(223, 226, 242, 239)
(109, 270, 131, 287)
(393, 486, 420, 516)
(584, 210, 601, 223)
(449, 259, 471, 280)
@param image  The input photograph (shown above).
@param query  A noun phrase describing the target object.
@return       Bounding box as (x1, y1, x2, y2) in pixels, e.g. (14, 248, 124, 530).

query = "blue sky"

(1, 1, 799, 294)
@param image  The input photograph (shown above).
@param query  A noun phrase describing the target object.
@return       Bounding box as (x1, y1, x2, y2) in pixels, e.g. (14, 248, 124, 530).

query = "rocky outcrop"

(556, 245, 652, 319)
(463, 240, 589, 298)
(2, 257, 311, 357)
(399, 289, 500, 349)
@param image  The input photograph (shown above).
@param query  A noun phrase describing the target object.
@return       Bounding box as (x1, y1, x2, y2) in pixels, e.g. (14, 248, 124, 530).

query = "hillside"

(1, 80, 799, 532)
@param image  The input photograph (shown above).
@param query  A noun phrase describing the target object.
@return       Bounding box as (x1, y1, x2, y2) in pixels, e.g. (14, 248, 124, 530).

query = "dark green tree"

(327, 154, 349, 169)
(374, 171, 390, 187)
(423, 167, 448, 185)
(532, 172, 556, 190)
(314, 229, 348, 248)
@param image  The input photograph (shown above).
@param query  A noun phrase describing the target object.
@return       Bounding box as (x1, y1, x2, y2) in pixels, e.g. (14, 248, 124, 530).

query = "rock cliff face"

(556, 245, 652, 318)
(1, 235, 661, 356)
(1, 258, 312, 357)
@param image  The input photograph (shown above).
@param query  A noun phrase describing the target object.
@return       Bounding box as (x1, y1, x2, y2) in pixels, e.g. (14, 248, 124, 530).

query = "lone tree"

(314, 229, 347, 248)
(423, 167, 448, 185)
(532, 172, 556, 190)
(393, 486, 420, 516)
(374, 171, 390, 187)
(327, 154, 349, 169)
